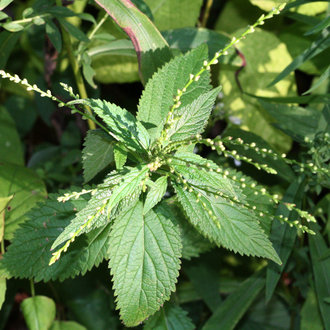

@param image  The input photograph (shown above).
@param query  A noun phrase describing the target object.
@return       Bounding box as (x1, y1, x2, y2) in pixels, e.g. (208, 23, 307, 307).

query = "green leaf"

(160, 199, 213, 260)
(144, 303, 194, 330)
(301, 287, 323, 330)
(137, 45, 211, 142)
(82, 129, 114, 182)
(113, 144, 127, 169)
(309, 225, 330, 328)
(86, 98, 150, 153)
(260, 100, 321, 143)
(167, 87, 221, 143)
(184, 254, 222, 312)
(171, 152, 243, 200)
(0, 0, 13, 11)
(203, 270, 265, 330)
(2, 22, 24, 32)
(50, 321, 86, 330)
(108, 201, 182, 326)
(45, 19, 62, 53)
(174, 183, 281, 264)
(0, 278, 6, 310)
(0, 106, 24, 165)
(144, 176, 168, 214)
(265, 178, 305, 303)
(223, 127, 295, 182)
(305, 15, 330, 36)
(0, 31, 21, 69)
(59, 18, 89, 42)
(144, 0, 203, 30)
(95, 0, 171, 84)
(51, 166, 147, 251)
(162, 28, 233, 59)
(21, 296, 56, 330)
(0, 195, 111, 281)
(269, 28, 330, 86)
(0, 162, 47, 240)
(303, 65, 330, 95)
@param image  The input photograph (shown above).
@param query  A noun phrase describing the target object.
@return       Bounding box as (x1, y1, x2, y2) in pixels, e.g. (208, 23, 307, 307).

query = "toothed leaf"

(143, 176, 168, 214)
(87, 99, 150, 152)
(137, 45, 211, 142)
(167, 87, 221, 143)
(0, 195, 111, 281)
(108, 201, 182, 327)
(173, 183, 281, 264)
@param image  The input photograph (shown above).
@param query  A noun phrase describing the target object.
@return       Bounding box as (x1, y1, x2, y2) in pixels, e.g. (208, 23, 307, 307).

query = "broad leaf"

(203, 270, 265, 330)
(174, 183, 281, 264)
(144, 176, 168, 214)
(51, 166, 147, 250)
(82, 129, 114, 182)
(108, 201, 182, 326)
(0, 278, 6, 310)
(260, 100, 321, 143)
(0, 106, 24, 165)
(45, 19, 62, 53)
(144, 303, 194, 330)
(144, 0, 203, 30)
(21, 296, 56, 330)
(301, 287, 323, 330)
(94, 0, 171, 84)
(160, 200, 213, 260)
(0, 195, 111, 281)
(113, 144, 127, 169)
(171, 152, 243, 200)
(137, 45, 211, 142)
(167, 87, 221, 143)
(0, 162, 47, 240)
(86, 98, 150, 153)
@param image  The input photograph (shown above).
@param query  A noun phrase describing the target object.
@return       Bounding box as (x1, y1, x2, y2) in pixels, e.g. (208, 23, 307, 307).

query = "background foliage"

(0, 0, 329, 329)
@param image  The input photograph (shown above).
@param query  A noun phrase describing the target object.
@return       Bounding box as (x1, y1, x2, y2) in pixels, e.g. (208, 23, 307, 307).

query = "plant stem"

(30, 279, 35, 297)
(89, 12, 108, 40)
(57, 1, 96, 130)
(201, 0, 213, 27)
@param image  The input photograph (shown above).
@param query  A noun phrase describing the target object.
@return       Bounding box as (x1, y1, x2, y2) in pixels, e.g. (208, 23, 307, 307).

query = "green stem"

(201, 0, 213, 27)
(30, 279, 35, 297)
(57, 1, 96, 130)
(89, 13, 108, 39)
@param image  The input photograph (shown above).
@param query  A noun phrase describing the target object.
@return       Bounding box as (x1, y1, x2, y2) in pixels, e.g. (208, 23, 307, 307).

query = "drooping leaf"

(94, 0, 171, 84)
(144, 176, 168, 214)
(174, 183, 281, 264)
(166, 87, 221, 143)
(82, 129, 114, 182)
(309, 224, 330, 328)
(137, 45, 211, 142)
(0, 195, 111, 281)
(21, 296, 56, 330)
(86, 98, 150, 153)
(203, 270, 266, 330)
(108, 201, 182, 327)
(0, 106, 24, 165)
(265, 178, 305, 303)
(0, 162, 47, 240)
(144, 303, 194, 330)
(0, 31, 21, 69)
